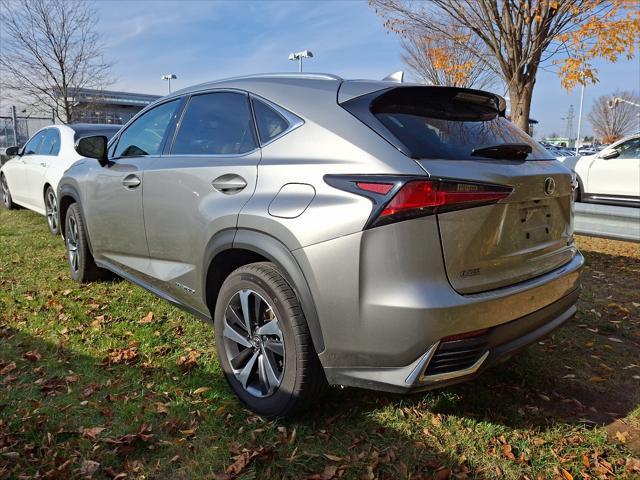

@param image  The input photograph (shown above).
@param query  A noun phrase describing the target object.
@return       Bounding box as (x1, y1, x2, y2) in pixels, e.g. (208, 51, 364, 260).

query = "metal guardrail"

(574, 202, 640, 242)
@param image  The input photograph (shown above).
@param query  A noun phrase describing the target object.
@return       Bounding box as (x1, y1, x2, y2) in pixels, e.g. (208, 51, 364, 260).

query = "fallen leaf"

(106, 347, 138, 365)
(81, 426, 106, 440)
(23, 350, 41, 362)
(434, 468, 451, 480)
(156, 402, 170, 414)
(324, 453, 343, 462)
(177, 349, 201, 372)
(79, 460, 100, 478)
(615, 431, 629, 443)
(560, 468, 573, 480)
(588, 376, 607, 383)
(0, 362, 16, 375)
(139, 311, 154, 324)
(193, 386, 210, 395)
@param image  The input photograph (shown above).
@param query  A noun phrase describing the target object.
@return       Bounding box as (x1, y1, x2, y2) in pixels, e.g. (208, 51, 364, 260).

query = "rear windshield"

(346, 86, 552, 161)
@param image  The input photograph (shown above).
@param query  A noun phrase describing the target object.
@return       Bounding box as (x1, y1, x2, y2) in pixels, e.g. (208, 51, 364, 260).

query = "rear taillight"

(378, 179, 512, 225)
(324, 175, 513, 229)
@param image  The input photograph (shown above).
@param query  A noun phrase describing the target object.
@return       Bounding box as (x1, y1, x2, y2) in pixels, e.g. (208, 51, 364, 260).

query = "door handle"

(122, 174, 141, 189)
(40, 162, 47, 167)
(212, 174, 247, 194)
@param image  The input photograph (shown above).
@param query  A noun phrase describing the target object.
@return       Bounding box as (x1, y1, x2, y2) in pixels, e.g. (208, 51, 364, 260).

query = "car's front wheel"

(44, 186, 59, 235)
(1, 174, 15, 210)
(214, 262, 326, 417)
(64, 203, 104, 282)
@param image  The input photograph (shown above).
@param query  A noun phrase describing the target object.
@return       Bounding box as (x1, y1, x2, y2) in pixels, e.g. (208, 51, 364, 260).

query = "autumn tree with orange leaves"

(371, 0, 639, 134)
(401, 23, 496, 89)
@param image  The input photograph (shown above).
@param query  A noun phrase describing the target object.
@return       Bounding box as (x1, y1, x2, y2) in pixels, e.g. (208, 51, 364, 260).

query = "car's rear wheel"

(44, 186, 59, 235)
(1, 174, 15, 210)
(64, 203, 104, 282)
(214, 262, 326, 417)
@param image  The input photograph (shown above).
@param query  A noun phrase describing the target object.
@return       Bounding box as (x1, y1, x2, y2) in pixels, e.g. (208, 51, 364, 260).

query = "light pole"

(608, 96, 640, 109)
(161, 74, 177, 94)
(288, 50, 313, 72)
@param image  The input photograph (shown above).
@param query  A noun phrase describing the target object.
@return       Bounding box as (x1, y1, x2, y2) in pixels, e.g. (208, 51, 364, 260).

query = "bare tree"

(588, 91, 640, 143)
(0, 0, 113, 123)
(401, 23, 496, 89)
(371, 0, 639, 134)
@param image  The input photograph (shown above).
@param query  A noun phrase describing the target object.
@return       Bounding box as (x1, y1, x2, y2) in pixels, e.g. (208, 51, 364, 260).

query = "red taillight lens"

(377, 179, 511, 225)
(356, 182, 394, 195)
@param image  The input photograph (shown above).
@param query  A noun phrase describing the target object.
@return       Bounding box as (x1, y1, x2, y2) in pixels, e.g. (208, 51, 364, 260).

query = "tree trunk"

(508, 81, 534, 135)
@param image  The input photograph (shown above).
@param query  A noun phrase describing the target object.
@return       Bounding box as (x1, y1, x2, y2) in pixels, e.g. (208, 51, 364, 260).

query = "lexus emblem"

(544, 177, 556, 196)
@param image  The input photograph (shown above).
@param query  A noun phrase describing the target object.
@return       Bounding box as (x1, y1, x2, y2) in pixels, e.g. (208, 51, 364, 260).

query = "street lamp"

(288, 50, 313, 73)
(607, 96, 640, 109)
(161, 74, 177, 94)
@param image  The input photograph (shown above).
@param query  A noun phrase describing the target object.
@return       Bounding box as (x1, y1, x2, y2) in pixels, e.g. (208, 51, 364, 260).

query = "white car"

(560, 134, 640, 207)
(1, 124, 120, 234)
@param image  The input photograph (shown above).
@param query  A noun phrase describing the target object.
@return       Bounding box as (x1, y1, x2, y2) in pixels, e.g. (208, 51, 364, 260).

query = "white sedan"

(559, 133, 640, 207)
(1, 124, 120, 234)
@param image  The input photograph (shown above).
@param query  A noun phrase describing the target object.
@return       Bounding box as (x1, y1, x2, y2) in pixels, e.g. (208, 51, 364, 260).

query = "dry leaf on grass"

(105, 347, 138, 365)
(177, 349, 201, 371)
(139, 311, 154, 324)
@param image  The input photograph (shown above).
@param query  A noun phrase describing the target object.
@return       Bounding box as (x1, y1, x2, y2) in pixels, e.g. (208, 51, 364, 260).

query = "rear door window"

(23, 130, 47, 155)
(38, 128, 61, 156)
(343, 86, 552, 160)
(252, 97, 289, 145)
(172, 92, 257, 155)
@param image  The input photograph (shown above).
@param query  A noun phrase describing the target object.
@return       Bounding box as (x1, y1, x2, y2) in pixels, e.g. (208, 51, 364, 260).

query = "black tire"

(1, 174, 15, 210)
(64, 203, 104, 282)
(214, 262, 326, 417)
(44, 186, 60, 235)
(573, 186, 581, 203)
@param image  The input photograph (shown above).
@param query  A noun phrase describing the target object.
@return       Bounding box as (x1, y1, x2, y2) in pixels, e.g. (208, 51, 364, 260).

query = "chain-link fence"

(0, 116, 53, 148)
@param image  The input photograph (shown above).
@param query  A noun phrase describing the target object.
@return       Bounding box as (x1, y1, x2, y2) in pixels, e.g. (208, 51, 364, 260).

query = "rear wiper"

(471, 143, 532, 160)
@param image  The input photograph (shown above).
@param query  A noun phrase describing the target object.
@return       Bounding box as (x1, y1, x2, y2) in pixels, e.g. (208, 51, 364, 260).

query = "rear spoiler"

(338, 82, 506, 116)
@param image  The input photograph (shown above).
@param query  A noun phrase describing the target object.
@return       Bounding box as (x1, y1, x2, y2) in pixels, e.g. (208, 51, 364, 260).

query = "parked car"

(1, 124, 121, 234)
(559, 133, 640, 207)
(57, 74, 583, 416)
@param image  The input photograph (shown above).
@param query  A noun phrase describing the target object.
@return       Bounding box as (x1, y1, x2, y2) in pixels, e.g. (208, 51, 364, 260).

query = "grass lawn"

(1, 207, 639, 479)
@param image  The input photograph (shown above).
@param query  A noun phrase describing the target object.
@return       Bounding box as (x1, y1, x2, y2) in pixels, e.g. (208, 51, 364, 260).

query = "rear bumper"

(324, 286, 579, 393)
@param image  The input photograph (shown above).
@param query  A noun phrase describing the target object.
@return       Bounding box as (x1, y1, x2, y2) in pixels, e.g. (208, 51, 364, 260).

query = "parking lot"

(1, 207, 638, 479)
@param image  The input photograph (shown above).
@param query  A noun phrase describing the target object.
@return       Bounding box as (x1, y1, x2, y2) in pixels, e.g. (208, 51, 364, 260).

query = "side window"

(617, 138, 640, 159)
(252, 97, 289, 145)
(38, 129, 61, 156)
(23, 130, 47, 155)
(172, 92, 257, 155)
(114, 100, 180, 158)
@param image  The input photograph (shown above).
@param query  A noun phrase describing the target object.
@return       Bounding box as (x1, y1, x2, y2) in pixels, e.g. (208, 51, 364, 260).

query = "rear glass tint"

(347, 86, 552, 161)
(252, 97, 289, 145)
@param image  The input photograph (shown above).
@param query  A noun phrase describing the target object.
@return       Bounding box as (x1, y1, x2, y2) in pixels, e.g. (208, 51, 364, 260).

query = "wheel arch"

(203, 229, 325, 354)
(57, 185, 81, 239)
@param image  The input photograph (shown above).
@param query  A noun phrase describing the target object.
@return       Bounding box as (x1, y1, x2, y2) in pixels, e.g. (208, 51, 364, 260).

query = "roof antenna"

(382, 71, 404, 83)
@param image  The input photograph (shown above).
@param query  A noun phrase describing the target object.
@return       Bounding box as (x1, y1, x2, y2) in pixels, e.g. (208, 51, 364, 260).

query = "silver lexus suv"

(58, 74, 583, 416)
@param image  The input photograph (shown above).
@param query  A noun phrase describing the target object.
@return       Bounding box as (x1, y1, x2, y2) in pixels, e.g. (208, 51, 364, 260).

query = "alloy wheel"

(223, 289, 285, 398)
(66, 215, 80, 273)
(46, 191, 58, 231)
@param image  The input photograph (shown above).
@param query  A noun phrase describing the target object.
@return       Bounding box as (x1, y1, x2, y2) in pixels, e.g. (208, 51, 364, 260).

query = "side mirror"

(75, 135, 108, 166)
(4, 146, 20, 157)
(599, 149, 619, 160)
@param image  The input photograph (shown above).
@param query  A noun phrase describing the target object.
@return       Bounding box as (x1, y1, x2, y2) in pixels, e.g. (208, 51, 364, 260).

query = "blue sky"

(95, 0, 639, 139)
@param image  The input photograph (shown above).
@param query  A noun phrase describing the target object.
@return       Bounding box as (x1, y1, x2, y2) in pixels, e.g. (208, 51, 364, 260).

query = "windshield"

(365, 87, 552, 161)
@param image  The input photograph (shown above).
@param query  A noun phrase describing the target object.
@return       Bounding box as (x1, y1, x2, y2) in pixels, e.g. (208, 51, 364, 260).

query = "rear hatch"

(341, 85, 576, 294)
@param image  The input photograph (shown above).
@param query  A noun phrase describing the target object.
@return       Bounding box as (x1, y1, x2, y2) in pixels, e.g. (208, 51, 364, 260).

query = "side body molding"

(232, 229, 325, 353)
